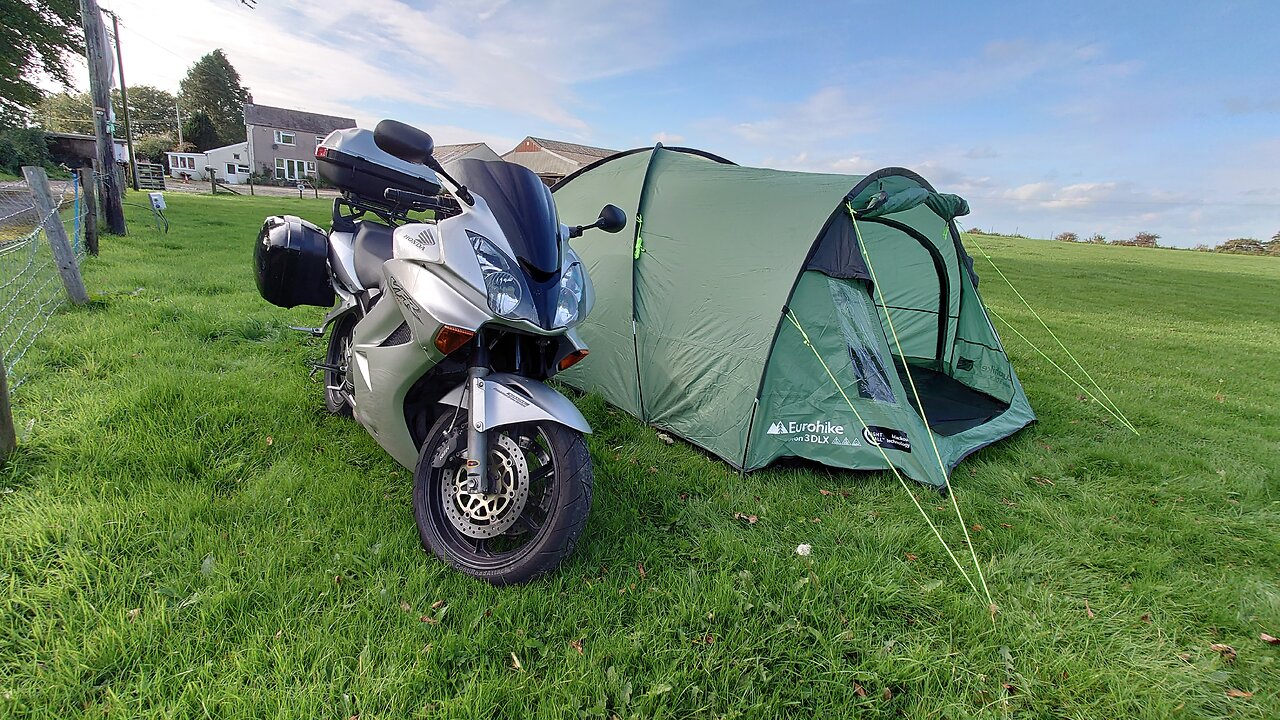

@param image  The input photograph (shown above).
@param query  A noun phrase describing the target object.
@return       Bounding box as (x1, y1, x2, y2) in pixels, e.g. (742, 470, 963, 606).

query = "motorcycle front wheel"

(412, 411, 593, 585)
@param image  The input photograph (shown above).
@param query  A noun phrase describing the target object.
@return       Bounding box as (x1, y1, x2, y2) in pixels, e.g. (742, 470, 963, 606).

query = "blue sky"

(93, 0, 1279, 246)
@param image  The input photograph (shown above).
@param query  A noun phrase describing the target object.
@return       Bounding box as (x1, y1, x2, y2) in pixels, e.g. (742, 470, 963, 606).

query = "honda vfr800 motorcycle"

(254, 119, 625, 584)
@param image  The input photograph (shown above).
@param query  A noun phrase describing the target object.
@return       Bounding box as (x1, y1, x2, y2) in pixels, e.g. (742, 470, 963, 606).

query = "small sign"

(148, 192, 166, 210)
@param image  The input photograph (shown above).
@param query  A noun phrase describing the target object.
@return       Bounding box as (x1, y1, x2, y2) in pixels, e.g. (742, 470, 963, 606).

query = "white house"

(165, 151, 206, 182)
(205, 142, 251, 184)
(165, 141, 251, 184)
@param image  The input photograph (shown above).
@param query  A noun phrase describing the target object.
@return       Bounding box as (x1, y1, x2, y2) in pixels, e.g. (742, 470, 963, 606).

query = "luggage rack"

(331, 192, 460, 232)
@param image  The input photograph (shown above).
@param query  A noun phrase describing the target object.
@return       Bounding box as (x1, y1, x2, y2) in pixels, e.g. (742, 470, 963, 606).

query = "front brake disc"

(441, 433, 530, 539)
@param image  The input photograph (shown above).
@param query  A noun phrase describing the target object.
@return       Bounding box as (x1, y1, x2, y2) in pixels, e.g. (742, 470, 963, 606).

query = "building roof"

(501, 136, 619, 178)
(203, 141, 249, 154)
(434, 142, 501, 164)
(525, 137, 617, 162)
(244, 103, 356, 134)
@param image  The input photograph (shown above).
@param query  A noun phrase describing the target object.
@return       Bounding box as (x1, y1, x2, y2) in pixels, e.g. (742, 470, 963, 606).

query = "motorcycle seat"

(353, 221, 395, 290)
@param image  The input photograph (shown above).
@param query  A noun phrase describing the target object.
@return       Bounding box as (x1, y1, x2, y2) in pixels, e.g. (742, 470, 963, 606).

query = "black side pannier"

(316, 128, 442, 205)
(255, 215, 334, 308)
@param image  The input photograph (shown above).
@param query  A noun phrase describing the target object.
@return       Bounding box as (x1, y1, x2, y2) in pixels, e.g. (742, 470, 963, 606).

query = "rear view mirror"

(373, 119, 435, 165)
(569, 204, 628, 238)
(596, 204, 626, 233)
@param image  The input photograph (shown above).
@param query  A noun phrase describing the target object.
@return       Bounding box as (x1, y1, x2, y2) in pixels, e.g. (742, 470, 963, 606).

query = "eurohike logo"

(766, 419, 859, 446)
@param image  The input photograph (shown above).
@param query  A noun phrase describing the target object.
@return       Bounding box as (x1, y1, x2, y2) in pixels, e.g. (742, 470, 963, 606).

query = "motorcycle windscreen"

(450, 159, 561, 277)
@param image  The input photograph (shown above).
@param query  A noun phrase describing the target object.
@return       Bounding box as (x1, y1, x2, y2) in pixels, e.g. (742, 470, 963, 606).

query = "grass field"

(1, 192, 1276, 718)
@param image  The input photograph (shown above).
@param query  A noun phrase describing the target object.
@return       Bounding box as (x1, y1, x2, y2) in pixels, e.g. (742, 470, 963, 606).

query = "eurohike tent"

(552, 147, 1034, 488)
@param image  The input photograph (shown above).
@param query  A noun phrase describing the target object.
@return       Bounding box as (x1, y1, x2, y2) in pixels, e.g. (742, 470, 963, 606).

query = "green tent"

(553, 147, 1034, 488)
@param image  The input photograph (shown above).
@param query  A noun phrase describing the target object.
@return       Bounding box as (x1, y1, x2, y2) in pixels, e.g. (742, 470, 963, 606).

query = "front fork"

(465, 337, 495, 495)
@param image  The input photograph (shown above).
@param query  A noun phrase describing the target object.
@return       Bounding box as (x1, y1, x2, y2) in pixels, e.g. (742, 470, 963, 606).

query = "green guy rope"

(963, 233, 1138, 435)
(849, 207, 995, 613)
(785, 309, 982, 600)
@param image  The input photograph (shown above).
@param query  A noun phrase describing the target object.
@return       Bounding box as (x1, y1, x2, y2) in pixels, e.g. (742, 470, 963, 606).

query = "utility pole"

(175, 101, 183, 145)
(104, 9, 138, 191)
(80, 0, 126, 234)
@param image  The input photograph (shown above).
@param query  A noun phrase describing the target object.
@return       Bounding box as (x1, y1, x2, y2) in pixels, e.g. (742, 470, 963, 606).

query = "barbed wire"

(0, 174, 85, 392)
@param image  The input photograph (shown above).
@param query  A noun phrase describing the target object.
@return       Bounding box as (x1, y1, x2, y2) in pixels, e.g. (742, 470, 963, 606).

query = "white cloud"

(91, 0, 678, 137)
(653, 131, 684, 144)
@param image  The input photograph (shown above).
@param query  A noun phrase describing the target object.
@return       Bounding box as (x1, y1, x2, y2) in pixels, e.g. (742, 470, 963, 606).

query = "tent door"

(856, 216, 950, 366)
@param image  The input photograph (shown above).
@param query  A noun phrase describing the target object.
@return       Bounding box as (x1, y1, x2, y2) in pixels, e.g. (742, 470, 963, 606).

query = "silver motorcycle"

(254, 119, 625, 584)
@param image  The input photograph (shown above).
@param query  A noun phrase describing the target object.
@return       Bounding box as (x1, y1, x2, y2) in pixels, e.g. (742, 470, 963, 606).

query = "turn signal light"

(434, 325, 475, 355)
(558, 349, 589, 371)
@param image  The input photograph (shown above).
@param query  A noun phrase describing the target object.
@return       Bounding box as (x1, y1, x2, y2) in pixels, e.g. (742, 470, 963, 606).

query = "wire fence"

(0, 172, 87, 392)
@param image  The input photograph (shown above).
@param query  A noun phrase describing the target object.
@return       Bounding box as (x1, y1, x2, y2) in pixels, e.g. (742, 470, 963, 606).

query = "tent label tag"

(861, 426, 912, 453)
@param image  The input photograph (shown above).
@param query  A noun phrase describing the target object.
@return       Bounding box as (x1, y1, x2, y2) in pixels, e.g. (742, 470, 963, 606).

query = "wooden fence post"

(22, 167, 90, 305)
(0, 360, 15, 467)
(78, 165, 99, 256)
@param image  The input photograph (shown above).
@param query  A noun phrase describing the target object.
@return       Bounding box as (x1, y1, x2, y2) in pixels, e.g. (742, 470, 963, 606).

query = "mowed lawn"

(1, 192, 1277, 718)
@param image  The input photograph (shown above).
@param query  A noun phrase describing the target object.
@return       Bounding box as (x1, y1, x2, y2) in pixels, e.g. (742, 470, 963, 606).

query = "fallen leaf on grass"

(1141, 613, 1151, 624)
(904, 553, 918, 562)
(570, 638, 584, 655)
(127, 608, 141, 622)
(656, 432, 674, 445)
(1085, 600, 1095, 619)
(419, 615, 439, 625)
(1261, 633, 1279, 645)
(637, 562, 647, 579)
(274, 629, 283, 639)
(1177, 652, 1191, 662)
(971, 524, 984, 532)
(999, 523, 1013, 529)
(881, 688, 893, 700)
(510, 653, 523, 671)
(265, 436, 273, 446)
(733, 512, 758, 524)
(399, 601, 411, 613)
(819, 489, 832, 496)
(1226, 689, 1252, 698)
(430, 600, 445, 610)
(1033, 476, 1055, 486)
(853, 682, 866, 697)
(1210, 643, 1236, 663)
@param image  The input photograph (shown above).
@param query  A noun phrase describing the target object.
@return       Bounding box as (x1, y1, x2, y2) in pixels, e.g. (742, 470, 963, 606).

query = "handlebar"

(383, 187, 461, 217)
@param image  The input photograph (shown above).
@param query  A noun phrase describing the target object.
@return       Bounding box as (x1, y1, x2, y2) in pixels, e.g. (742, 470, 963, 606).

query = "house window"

(174, 155, 195, 170)
(305, 161, 316, 175)
(226, 163, 237, 176)
(274, 130, 295, 146)
(233, 153, 241, 160)
(236, 164, 250, 174)
(275, 157, 285, 180)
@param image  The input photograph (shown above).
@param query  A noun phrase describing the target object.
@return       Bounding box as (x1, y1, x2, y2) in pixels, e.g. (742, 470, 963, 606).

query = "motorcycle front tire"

(412, 412, 593, 586)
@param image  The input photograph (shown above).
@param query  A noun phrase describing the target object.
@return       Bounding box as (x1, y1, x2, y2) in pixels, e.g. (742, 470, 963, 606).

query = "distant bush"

(1085, 233, 1107, 244)
(1215, 238, 1266, 255)
(1111, 231, 1160, 248)
(1055, 231, 1078, 243)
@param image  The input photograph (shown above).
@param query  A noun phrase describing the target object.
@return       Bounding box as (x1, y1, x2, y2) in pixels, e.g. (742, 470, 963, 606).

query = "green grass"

(1, 193, 1277, 718)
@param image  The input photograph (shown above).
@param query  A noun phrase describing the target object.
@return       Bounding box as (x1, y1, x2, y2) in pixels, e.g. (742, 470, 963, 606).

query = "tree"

(37, 85, 179, 137)
(181, 110, 220, 152)
(1085, 233, 1107, 244)
(0, 0, 84, 124)
(133, 133, 177, 166)
(1054, 231, 1078, 243)
(1130, 231, 1160, 248)
(179, 50, 249, 147)
(1215, 238, 1265, 255)
(0, 126, 54, 175)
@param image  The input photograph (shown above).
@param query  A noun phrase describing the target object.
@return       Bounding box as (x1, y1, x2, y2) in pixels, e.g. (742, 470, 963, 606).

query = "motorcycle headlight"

(467, 230, 537, 323)
(554, 262, 586, 328)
